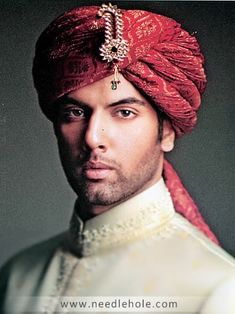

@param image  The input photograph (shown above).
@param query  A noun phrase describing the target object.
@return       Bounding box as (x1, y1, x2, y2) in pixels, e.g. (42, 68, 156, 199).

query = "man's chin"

(76, 180, 128, 207)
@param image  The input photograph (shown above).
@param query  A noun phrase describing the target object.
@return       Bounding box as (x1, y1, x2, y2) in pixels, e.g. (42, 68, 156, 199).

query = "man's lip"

(84, 168, 113, 180)
(83, 161, 114, 180)
(83, 161, 113, 170)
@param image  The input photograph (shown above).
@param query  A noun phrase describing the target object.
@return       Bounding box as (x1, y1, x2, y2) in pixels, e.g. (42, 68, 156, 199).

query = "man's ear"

(160, 120, 175, 152)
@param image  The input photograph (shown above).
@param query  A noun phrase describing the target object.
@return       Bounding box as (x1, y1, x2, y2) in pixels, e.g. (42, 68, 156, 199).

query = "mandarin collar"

(69, 178, 175, 256)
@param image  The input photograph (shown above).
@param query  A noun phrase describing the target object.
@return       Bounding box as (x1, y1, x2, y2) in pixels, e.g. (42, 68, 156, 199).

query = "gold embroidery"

(136, 20, 157, 38)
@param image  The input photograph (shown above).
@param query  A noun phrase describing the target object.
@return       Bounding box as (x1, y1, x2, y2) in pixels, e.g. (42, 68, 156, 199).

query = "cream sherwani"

(0, 179, 235, 313)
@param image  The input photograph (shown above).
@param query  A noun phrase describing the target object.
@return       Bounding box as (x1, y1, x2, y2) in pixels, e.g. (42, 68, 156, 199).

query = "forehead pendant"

(98, 3, 129, 90)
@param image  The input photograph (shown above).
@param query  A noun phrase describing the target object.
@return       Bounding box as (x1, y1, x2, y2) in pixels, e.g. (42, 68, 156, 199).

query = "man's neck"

(76, 176, 163, 222)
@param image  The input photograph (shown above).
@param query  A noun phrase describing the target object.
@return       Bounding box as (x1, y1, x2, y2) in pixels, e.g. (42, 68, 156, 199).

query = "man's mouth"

(83, 161, 114, 180)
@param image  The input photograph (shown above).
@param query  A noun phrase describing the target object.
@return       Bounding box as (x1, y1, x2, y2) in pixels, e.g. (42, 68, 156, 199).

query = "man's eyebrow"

(56, 96, 89, 108)
(56, 96, 146, 108)
(108, 97, 146, 107)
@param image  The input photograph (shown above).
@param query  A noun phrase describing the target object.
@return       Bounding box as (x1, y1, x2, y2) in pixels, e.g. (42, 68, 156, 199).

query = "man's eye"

(117, 109, 136, 118)
(67, 108, 85, 117)
(61, 108, 86, 120)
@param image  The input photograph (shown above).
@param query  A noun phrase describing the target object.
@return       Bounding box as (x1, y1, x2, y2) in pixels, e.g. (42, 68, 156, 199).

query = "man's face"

(55, 74, 170, 215)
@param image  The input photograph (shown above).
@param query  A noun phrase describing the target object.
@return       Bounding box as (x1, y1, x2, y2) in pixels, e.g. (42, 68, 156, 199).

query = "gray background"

(0, 1, 235, 267)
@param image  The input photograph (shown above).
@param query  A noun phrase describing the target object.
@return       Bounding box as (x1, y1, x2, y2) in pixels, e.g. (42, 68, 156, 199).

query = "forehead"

(67, 74, 151, 106)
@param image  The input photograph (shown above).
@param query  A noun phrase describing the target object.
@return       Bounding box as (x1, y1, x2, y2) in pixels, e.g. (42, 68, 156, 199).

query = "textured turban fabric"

(32, 6, 218, 244)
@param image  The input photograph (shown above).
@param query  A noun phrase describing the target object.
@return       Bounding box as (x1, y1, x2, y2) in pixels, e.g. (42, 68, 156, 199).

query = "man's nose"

(84, 112, 108, 152)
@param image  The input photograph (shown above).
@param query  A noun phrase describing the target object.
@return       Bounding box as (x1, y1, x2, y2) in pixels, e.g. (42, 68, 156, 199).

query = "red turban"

(32, 5, 218, 244)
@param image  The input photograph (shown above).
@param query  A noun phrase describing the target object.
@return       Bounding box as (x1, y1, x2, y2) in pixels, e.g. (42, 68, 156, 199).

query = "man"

(0, 3, 234, 313)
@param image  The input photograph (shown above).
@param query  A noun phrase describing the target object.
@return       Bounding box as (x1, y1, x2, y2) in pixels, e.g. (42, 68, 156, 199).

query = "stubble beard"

(62, 146, 162, 209)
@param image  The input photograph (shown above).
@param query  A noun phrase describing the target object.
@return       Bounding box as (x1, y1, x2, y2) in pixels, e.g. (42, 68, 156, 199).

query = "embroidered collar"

(69, 178, 175, 256)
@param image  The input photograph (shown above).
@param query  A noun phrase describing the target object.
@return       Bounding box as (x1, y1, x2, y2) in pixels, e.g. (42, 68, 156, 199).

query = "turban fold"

(33, 5, 218, 243)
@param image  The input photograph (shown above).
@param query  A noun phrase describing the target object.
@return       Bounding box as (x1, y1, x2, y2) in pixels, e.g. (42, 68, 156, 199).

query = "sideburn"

(157, 111, 165, 142)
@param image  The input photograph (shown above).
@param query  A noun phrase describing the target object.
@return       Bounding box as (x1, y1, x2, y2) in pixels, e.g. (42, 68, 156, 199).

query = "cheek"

(60, 124, 83, 143)
(57, 124, 84, 156)
(115, 121, 159, 164)
(124, 117, 158, 147)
